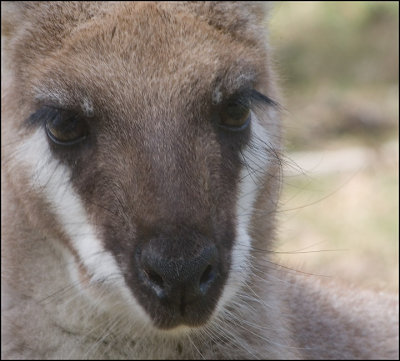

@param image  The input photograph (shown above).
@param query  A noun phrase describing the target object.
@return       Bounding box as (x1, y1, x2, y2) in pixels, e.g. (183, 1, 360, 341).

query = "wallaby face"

(2, 1, 279, 334)
(2, 2, 398, 360)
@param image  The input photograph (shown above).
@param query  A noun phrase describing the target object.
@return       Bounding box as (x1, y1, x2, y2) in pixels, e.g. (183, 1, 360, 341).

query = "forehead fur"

(2, 2, 272, 111)
(1, 2, 270, 41)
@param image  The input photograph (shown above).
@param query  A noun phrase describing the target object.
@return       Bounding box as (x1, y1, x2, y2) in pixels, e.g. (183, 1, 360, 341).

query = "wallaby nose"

(138, 240, 219, 311)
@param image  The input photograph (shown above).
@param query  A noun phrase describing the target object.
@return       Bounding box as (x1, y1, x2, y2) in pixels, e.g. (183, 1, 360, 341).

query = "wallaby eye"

(219, 95, 251, 131)
(45, 108, 89, 145)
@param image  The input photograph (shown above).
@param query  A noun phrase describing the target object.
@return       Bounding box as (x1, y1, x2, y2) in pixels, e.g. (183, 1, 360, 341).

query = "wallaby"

(1, 2, 398, 359)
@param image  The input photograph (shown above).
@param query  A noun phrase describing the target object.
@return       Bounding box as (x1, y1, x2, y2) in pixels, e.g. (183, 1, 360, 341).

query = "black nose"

(138, 240, 219, 313)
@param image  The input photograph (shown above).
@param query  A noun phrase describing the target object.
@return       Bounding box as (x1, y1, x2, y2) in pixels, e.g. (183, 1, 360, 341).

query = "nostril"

(144, 268, 165, 290)
(199, 264, 215, 294)
(200, 265, 213, 285)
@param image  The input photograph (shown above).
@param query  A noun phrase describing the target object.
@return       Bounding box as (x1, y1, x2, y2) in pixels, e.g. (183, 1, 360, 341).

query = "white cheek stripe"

(16, 129, 150, 321)
(17, 130, 119, 281)
(217, 112, 273, 312)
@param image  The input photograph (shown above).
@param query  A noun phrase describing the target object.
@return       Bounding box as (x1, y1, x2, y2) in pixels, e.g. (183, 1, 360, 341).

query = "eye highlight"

(43, 107, 89, 146)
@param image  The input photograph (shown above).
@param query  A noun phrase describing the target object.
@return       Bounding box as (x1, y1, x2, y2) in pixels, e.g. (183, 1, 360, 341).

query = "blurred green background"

(268, 2, 398, 292)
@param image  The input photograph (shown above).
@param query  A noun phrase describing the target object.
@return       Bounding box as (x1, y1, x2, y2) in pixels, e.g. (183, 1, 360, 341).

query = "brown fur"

(2, 2, 398, 359)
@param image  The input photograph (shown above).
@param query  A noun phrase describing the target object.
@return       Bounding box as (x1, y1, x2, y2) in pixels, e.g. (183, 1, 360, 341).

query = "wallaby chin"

(1, 2, 398, 360)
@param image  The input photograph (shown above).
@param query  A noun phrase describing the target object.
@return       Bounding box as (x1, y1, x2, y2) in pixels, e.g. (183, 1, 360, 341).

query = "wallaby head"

(4, 2, 397, 360)
(2, 0, 281, 342)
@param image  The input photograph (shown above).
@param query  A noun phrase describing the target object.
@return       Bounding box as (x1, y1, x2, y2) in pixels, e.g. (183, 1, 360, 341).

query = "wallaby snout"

(134, 236, 221, 328)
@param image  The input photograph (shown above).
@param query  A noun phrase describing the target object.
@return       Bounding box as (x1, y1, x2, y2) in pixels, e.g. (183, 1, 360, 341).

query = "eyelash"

(249, 90, 278, 109)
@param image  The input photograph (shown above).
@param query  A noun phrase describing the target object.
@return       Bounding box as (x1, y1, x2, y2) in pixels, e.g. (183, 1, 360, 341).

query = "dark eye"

(45, 108, 89, 145)
(218, 95, 251, 131)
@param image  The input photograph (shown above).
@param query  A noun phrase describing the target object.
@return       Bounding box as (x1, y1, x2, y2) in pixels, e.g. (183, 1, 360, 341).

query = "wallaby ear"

(174, 1, 272, 42)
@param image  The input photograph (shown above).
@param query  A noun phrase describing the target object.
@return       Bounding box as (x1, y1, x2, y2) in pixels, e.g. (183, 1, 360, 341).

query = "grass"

(266, 2, 399, 292)
(276, 155, 398, 292)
